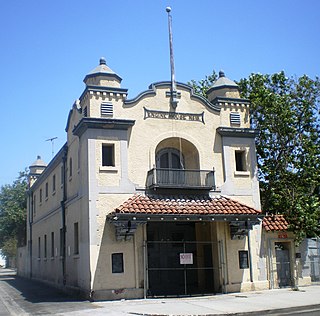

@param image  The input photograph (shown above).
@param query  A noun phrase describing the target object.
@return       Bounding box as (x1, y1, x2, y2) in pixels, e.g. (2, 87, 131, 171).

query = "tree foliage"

(188, 71, 217, 96)
(190, 71, 320, 242)
(0, 171, 28, 258)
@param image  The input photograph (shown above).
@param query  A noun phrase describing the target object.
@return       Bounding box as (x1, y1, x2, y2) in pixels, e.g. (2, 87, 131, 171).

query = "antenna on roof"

(166, 6, 178, 108)
(46, 137, 58, 157)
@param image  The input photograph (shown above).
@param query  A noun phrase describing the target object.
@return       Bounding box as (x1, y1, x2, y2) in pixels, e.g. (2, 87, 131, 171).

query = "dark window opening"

(52, 174, 56, 192)
(112, 253, 124, 273)
(74, 222, 79, 255)
(44, 234, 47, 258)
(102, 144, 115, 167)
(235, 150, 246, 172)
(38, 237, 41, 258)
(239, 250, 249, 269)
(51, 232, 54, 257)
(69, 158, 73, 177)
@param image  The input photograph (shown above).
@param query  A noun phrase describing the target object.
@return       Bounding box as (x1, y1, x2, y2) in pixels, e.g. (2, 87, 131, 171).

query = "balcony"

(146, 168, 215, 190)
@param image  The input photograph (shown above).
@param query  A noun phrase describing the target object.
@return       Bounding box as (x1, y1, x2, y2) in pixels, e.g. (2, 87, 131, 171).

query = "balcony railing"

(146, 168, 215, 190)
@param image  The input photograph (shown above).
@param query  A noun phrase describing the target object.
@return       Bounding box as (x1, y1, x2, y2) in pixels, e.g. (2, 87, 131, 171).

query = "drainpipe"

(61, 145, 68, 285)
(247, 221, 253, 283)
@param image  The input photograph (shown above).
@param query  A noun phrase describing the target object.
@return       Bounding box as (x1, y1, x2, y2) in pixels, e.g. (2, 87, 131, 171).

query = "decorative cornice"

(124, 81, 221, 112)
(73, 117, 135, 137)
(217, 127, 259, 138)
(79, 85, 128, 102)
(83, 72, 122, 83)
(211, 96, 250, 106)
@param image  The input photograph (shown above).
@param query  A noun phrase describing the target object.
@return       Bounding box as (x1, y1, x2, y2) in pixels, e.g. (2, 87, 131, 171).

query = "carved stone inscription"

(144, 107, 204, 123)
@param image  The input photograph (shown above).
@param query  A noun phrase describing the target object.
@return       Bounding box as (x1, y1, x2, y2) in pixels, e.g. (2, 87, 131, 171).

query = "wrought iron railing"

(146, 168, 215, 190)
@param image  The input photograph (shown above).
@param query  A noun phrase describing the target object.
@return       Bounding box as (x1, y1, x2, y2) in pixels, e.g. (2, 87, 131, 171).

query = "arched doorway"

(156, 148, 184, 169)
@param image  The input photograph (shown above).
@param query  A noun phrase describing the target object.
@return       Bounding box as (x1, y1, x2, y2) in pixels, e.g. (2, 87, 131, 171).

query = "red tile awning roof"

(262, 214, 288, 232)
(114, 194, 261, 216)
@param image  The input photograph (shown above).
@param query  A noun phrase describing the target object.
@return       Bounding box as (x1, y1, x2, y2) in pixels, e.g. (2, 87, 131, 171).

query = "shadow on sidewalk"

(0, 269, 87, 304)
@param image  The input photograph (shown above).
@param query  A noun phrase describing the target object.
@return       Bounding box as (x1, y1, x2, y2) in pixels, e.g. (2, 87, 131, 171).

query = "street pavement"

(0, 268, 320, 315)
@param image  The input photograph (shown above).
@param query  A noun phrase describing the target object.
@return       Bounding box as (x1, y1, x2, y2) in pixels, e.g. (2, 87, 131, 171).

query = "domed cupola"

(207, 70, 240, 102)
(83, 57, 122, 88)
(29, 155, 47, 187)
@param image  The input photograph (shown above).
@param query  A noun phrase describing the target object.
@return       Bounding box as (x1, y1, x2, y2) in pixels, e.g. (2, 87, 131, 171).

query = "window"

(61, 165, 64, 185)
(69, 158, 73, 178)
(102, 144, 115, 167)
(230, 112, 241, 126)
(33, 194, 36, 217)
(101, 102, 113, 117)
(51, 232, 54, 257)
(112, 253, 124, 273)
(239, 250, 249, 269)
(40, 189, 42, 203)
(45, 182, 48, 198)
(235, 150, 247, 172)
(52, 174, 56, 192)
(38, 237, 41, 258)
(60, 228, 64, 256)
(74, 222, 79, 255)
(44, 234, 47, 258)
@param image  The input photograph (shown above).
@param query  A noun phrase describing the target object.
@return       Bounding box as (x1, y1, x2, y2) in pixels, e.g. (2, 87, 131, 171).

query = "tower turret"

(29, 155, 47, 187)
(207, 70, 240, 101)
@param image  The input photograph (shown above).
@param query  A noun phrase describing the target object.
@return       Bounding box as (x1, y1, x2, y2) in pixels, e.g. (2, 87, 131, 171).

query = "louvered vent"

(101, 103, 113, 117)
(230, 112, 241, 125)
(83, 106, 88, 117)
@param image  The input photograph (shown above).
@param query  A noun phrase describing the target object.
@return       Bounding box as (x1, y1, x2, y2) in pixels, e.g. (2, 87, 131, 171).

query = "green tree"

(189, 71, 320, 242)
(188, 70, 217, 96)
(0, 171, 28, 259)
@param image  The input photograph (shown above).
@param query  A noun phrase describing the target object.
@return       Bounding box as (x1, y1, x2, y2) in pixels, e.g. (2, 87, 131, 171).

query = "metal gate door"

(275, 242, 292, 287)
(146, 240, 218, 297)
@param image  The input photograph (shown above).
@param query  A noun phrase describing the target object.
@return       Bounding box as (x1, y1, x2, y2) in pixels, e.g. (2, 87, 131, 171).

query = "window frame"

(74, 222, 79, 255)
(102, 144, 115, 167)
(112, 253, 124, 273)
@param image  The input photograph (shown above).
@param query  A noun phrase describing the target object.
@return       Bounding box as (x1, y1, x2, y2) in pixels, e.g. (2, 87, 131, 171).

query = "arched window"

(156, 148, 184, 169)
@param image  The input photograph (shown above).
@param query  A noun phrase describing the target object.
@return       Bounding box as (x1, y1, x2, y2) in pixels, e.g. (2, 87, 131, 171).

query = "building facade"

(20, 58, 272, 300)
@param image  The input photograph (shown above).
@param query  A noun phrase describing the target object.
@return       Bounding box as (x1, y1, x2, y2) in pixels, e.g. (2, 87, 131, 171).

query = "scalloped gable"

(124, 81, 221, 112)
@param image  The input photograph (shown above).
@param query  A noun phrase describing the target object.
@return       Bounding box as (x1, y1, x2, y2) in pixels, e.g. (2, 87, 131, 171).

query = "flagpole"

(166, 7, 178, 108)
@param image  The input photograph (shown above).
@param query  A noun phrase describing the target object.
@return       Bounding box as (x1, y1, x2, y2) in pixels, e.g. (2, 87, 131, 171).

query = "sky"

(0, 0, 319, 187)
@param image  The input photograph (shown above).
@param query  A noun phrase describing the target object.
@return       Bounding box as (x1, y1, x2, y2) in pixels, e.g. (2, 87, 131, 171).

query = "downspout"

(61, 145, 68, 285)
(247, 221, 253, 283)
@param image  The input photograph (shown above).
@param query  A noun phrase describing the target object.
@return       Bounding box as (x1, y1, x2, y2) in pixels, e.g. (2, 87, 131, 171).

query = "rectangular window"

(60, 228, 64, 256)
(101, 102, 113, 117)
(52, 174, 56, 192)
(51, 232, 54, 258)
(235, 150, 247, 171)
(112, 253, 124, 273)
(33, 194, 36, 217)
(61, 165, 64, 185)
(45, 182, 48, 198)
(44, 234, 47, 258)
(69, 158, 73, 177)
(74, 222, 79, 255)
(40, 189, 42, 203)
(102, 144, 115, 167)
(239, 250, 249, 269)
(38, 237, 41, 258)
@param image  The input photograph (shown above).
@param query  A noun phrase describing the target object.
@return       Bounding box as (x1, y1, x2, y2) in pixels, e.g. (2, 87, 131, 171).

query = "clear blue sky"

(0, 0, 319, 186)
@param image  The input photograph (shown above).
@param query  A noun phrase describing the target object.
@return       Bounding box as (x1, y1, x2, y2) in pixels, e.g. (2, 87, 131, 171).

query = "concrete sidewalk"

(61, 285, 320, 316)
(1, 268, 320, 315)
